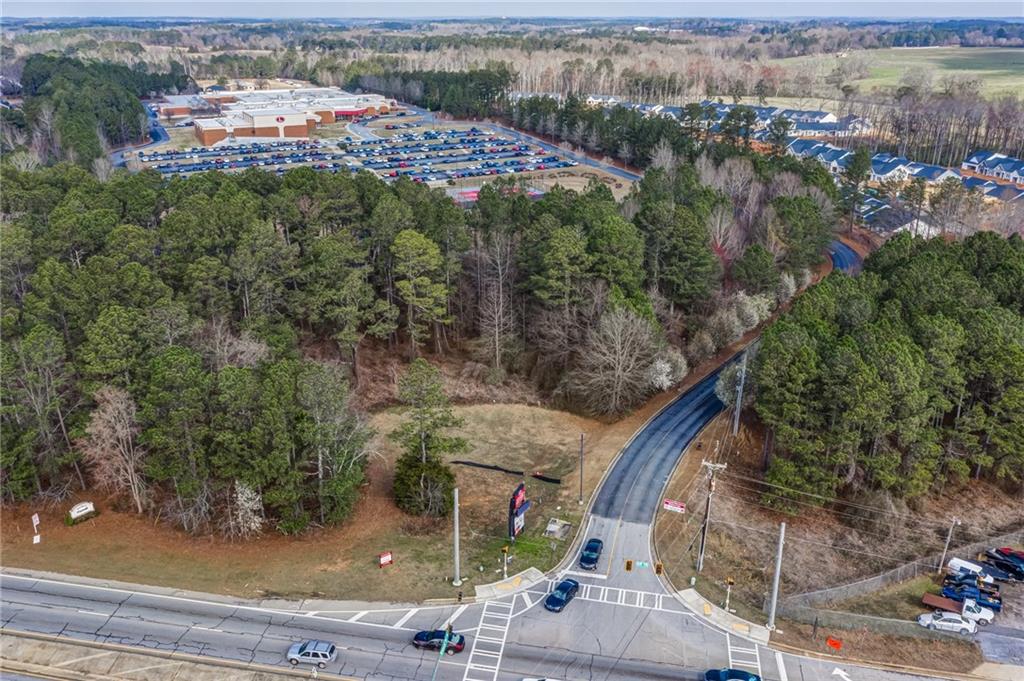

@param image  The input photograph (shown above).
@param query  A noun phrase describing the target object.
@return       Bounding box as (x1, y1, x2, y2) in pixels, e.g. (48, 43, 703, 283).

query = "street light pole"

(578, 433, 585, 505)
(452, 487, 462, 587)
(766, 521, 786, 630)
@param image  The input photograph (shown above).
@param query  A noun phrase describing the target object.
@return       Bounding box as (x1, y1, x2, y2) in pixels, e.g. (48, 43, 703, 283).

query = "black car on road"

(579, 538, 603, 570)
(704, 670, 762, 681)
(412, 630, 465, 654)
(544, 579, 580, 613)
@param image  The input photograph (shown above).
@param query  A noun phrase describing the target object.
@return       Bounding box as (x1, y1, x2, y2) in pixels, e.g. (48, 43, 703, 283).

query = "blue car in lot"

(704, 670, 761, 681)
(544, 579, 579, 613)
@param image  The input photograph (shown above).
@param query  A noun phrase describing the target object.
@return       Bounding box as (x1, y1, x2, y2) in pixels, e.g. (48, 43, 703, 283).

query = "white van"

(948, 557, 996, 584)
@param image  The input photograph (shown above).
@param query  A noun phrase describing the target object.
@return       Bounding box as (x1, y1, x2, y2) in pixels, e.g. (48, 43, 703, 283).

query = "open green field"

(775, 47, 1024, 98)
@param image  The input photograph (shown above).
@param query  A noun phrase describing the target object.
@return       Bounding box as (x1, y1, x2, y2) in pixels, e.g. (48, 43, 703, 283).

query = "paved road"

(829, 239, 862, 274)
(1, 242, 953, 681)
(111, 106, 169, 167)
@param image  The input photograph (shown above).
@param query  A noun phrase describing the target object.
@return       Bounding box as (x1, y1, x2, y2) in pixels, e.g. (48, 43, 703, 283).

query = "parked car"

(917, 611, 977, 635)
(942, 572, 999, 595)
(948, 558, 997, 584)
(987, 548, 1024, 572)
(704, 670, 762, 681)
(412, 630, 465, 654)
(544, 579, 580, 613)
(983, 554, 1024, 580)
(286, 640, 337, 668)
(579, 538, 603, 570)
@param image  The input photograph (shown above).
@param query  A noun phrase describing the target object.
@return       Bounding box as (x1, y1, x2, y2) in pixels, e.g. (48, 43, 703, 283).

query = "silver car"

(287, 639, 337, 668)
(917, 612, 976, 635)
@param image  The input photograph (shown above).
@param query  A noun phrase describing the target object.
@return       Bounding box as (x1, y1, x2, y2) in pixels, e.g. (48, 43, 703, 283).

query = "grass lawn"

(832, 575, 941, 621)
(773, 47, 1024, 98)
(1, 403, 631, 603)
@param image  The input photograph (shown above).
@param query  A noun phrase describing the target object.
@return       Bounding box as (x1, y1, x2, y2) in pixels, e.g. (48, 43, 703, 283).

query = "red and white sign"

(275, 116, 286, 123)
(378, 551, 394, 568)
(31, 513, 40, 531)
(662, 499, 686, 513)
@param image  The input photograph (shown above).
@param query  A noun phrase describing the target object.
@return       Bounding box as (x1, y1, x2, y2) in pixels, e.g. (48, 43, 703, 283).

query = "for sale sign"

(378, 551, 394, 568)
(662, 499, 686, 513)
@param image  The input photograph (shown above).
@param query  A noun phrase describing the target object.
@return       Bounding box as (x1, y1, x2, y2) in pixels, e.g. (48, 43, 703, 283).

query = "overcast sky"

(4, 1, 1023, 20)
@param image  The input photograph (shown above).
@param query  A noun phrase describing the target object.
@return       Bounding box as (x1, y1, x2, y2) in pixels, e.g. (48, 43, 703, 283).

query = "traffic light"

(726, 576, 735, 586)
(625, 559, 634, 572)
(501, 546, 509, 555)
(655, 561, 663, 575)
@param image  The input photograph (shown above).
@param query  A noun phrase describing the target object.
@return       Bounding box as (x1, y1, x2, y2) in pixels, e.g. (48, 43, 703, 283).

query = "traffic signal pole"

(452, 487, 462, 587)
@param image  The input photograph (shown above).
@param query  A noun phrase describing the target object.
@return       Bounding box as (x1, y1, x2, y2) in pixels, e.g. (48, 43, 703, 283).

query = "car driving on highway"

(579, 538, 603, 570)
(287, 639, 337, 668)
(704, 669, 761, 681)
(544, 578, 579, 613)
(412, 629, 465, 654)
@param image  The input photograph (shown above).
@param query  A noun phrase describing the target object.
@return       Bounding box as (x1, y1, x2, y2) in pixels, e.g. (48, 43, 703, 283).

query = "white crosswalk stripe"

(461, 598, 514, 681)
(727, 633, 762, 676)
(532, 580, 691, 615)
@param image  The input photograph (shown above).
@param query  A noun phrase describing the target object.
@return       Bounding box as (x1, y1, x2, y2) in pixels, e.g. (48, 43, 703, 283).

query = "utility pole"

(452, 487, 462, 587)
(696, 460, 727, 573)
(732, 350, 748, 437)
(578, 433, 585, 505)
(766, 521, 786, 630)
(938, 517, 961, 573)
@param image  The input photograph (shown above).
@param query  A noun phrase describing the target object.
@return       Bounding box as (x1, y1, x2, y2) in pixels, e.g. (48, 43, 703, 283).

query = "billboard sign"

(508, 483, 527, 540)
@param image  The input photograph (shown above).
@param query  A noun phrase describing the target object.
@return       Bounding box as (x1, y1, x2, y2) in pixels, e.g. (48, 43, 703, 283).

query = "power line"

(710, 519, 934, 567)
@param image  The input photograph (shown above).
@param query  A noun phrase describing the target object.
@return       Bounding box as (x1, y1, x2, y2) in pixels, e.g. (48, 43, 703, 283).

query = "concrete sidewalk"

(674, 588, 772, 644)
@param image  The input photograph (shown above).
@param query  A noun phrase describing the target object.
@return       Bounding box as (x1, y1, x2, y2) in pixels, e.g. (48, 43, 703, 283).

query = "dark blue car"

(579, 538, 603, 570)
(544, 579, 579, 613)
(704, 670, 761, 681)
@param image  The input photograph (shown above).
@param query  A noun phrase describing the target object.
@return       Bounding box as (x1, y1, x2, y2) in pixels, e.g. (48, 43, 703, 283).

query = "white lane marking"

(393, 608, 418, 628)
(192, 626, 224, 633)
(54, 652, 114, 667)
(776, 651, 789, 681)
(520, 592, 533, 609)
(443, 603, 469, 630)
(561, 570, 609, 580)
(347, 611, 368, 623)
(76, 610, 107, 617)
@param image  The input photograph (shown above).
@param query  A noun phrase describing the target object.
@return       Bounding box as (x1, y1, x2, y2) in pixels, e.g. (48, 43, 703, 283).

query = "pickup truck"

(942, 584, 1002, 612)
(922, 593, 994, 626)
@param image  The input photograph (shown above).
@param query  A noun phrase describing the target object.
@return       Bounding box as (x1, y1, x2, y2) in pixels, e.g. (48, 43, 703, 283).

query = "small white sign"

(662, 499, 686, 513)
(33, 535, 40, 544)
(69, 501, 95, 521)
(32, 513, 40, 531)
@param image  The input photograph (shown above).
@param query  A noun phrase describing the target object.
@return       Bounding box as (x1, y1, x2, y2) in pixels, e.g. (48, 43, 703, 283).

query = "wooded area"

(754, 232, 1024, 504)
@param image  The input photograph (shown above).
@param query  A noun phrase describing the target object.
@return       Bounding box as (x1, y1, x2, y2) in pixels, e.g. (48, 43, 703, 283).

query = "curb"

(0, 628, 357, 681)
(770, 639, 1001, 681)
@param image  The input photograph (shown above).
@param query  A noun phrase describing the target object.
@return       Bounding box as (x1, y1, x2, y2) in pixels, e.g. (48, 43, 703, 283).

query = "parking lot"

(133, 124, 579, 186)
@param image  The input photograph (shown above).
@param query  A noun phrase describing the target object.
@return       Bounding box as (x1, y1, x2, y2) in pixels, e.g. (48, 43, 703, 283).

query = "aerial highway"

(3, 240, 944, 681)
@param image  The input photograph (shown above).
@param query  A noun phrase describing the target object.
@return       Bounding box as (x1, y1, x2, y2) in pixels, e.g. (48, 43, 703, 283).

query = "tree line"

(1, 137, 837, 526)
(753, 232, 1024, 506)
(2, 55, 191, 170)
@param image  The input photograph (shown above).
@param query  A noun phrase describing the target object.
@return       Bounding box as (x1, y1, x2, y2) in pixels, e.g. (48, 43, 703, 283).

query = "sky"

(4, 1, 1023, 20)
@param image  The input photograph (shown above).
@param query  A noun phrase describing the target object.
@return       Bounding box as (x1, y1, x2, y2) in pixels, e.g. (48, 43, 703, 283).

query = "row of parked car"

(916, 547, 1024, 635)
(139, 138, 329, 163)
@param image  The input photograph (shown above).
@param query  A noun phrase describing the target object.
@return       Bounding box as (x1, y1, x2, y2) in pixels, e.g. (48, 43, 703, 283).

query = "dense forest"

(2, 55, 190, 169)
(0, 133, 836, 531)
(754, 232, 1024, 504)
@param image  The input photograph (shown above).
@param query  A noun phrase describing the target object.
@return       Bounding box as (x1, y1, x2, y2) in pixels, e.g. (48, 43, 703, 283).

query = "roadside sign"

(662, 499, 686, 513)
(33, 535, 40, 544)
(378, 551, 394, 568)
(636, 561, 649, 568)
(31, 513, 40, 532)
(826, 636, 842, 651)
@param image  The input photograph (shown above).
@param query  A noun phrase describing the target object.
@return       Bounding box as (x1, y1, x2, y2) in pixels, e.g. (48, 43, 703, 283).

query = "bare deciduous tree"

(197, 316, 269, 370)
(569, 307, 660, 416)
(80, 386, 148, 514)
(475, 232, 519, 379)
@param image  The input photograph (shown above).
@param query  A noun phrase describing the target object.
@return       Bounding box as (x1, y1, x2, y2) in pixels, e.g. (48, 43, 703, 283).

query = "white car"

(917, 611, 977, 635)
